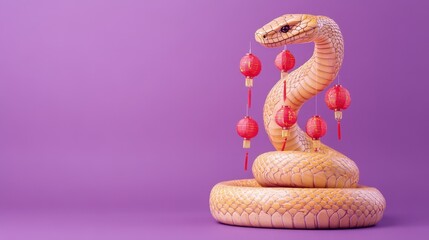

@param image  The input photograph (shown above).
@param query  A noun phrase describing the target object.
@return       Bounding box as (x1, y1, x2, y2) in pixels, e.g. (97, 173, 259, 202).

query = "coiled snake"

(209, 14, 386, 229)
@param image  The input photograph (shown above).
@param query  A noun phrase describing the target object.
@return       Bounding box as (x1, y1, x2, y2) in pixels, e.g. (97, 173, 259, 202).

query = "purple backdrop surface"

(0, 0, 428, 239)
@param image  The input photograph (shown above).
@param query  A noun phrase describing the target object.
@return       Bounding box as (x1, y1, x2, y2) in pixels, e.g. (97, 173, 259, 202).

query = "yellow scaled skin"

(209, 14, 386, 229)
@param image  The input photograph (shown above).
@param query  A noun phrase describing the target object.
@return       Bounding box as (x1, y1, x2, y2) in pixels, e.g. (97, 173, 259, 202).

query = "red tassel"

(244, 151, 249, 171)
(283, 80, 286, 102)
(337, 121, 341, 140)
(247, 88, 252, 108)
(281, 139, 287, 151)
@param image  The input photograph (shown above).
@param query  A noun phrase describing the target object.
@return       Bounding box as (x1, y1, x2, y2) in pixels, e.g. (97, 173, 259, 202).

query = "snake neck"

(308, 16, 344, 95)
(264, 16, 344, 152)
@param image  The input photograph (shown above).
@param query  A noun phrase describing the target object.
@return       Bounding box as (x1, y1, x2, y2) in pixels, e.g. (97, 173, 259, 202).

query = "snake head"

(255, 14, 319, 48)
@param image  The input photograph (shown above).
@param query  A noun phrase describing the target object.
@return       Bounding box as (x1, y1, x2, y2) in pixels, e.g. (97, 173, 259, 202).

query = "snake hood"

(255, 14, 324, 47)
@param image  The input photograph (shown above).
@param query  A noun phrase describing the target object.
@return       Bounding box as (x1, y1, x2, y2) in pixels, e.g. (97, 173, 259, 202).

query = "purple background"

(0, 0, 428, 239)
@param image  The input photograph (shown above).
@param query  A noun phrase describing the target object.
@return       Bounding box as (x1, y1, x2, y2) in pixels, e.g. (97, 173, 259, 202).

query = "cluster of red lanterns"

(273, 49, 297, 150)
(236, 51, 262, 171)
(235, 45, 352, 170)
(271, 48, 352, 152)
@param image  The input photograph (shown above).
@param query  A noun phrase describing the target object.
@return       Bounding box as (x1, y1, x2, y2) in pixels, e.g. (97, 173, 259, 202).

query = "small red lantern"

(325, 84, 351, 140)
(274, 49, 295, 106)
(236, 116, 259, 148)
(306, 115, 327, 152)
(274, 50, 295, 72)
(236, 116, 259, 171)
(239, 53, 261, 87)
(275, 106, 297, 150)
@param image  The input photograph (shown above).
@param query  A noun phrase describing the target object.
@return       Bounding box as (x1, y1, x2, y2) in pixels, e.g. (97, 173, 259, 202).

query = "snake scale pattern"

(209, 14, 386, 229)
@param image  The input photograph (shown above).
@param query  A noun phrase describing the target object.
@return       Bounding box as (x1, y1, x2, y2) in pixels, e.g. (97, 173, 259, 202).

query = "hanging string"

(315, 56, 319, 115)
(315, 87, 318, 115)
(248, 88, 252, 108)
(249, 41, 252, 54)
(337, 72, 341, 85)
(283, 80, 287, 103)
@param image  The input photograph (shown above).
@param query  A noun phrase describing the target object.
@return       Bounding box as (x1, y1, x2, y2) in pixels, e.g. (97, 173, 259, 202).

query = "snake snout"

(255, 31, 266, 44)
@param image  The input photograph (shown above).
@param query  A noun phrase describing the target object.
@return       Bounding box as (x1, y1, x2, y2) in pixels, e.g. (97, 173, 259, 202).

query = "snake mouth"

(255, 31, 284, 48)
(255, 26, 317, 48)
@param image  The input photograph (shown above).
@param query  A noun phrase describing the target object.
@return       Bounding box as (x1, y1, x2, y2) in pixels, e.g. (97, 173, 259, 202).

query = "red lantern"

(239, 53, 261, 87)
(325, 84, 351, 140)
(236, 116, 259, 171)
(274, 49, 295, 107)
(306, 115, 327, 152)
(236, 116, 259, 148)
(274, 50, 295, 72)
(275, 106, 297, 151)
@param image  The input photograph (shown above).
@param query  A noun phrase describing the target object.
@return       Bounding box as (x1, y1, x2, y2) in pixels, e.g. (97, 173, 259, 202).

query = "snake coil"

(209, 14, 386, 229)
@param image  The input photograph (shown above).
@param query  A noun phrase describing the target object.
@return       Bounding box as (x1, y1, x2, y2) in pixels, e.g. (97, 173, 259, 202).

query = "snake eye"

(280, 25, 291, 33)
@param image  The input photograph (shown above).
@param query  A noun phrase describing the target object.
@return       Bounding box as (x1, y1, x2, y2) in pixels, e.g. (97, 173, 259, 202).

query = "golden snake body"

(209, 14, 386, 229)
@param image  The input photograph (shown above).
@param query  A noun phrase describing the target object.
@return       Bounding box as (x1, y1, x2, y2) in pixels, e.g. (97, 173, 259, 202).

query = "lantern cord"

(244, 151, 249, 171)
(315, 59, 319, 115)
(283, 80, 287, 103)
(338, 72, 341, 85)
(337, 121, 341, 140)
(281, 139, 287, 151)
(314, 71, 318, 114)
(249, 41, 252, 54)
(283, 45, 287, 51)
(247, 87, 252, 108)
(315, 93, 318, 115)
